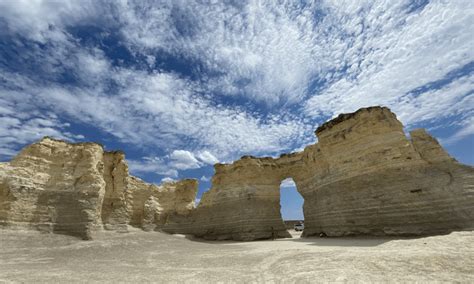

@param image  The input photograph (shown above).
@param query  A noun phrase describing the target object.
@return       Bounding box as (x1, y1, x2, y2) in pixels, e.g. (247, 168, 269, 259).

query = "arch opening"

(279, 178, 304, 237)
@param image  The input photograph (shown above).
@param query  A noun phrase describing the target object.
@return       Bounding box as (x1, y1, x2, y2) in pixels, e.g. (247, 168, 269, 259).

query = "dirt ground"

(1, 228, 473, 283)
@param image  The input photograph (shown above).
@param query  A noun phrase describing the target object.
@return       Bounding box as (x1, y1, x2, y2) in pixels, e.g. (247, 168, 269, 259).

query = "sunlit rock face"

(0, 106, 473, 240)
(298, 107, 474, 237)
(164, 107, 474, 240)
(0, 138, 106, 239)
(163, 155, 302, 240)
(0, 138, 197, 239)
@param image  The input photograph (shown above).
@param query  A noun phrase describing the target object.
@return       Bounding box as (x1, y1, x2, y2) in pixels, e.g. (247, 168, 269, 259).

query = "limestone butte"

(0, 138, 196, 239)
(0, 106, 473, 240)
(162, 154, 304, 240)
(163, 107, 474, 239)
(301, 107, 473, 237)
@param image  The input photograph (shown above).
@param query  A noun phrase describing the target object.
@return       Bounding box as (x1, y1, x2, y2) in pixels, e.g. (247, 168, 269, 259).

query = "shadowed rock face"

(0, 106, 473, 240)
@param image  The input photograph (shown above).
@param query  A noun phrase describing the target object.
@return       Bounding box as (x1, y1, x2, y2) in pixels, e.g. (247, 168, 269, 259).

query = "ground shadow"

(282, 230, 444, 247)
(285, 236, 392, 247)
(164, 229, 450, 247)
(178, 231, 392, 247)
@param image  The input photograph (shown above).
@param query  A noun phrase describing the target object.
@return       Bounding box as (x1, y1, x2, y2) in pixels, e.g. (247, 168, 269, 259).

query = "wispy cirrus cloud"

(303, 1, 474, 125)
(0, 94, 84, 159)
(0, 0, 473, 175)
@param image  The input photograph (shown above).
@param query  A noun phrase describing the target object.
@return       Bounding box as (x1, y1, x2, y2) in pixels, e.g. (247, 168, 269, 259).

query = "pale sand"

(1, 229, 473, 283)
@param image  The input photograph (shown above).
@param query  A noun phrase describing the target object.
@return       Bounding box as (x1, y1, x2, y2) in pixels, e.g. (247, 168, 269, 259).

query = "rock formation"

(1, 106, 473, 240)
(161, 154, 304, 240)
(162, 107, 474, 239)
(0, 138, 197, 239)
(300, 108, 473, 237)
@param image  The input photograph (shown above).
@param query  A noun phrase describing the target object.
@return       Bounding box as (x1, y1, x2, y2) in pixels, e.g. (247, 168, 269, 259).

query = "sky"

(0, 0, 473, 220)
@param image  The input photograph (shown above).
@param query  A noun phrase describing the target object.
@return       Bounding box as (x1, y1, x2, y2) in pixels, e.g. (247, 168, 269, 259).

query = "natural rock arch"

(279, 177, 304, 228)
(162, 107, 474, 240)
(1, 106, 473, 240)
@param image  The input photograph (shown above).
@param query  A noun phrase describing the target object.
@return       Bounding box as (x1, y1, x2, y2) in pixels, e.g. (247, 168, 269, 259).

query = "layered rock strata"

(0, 138, 197, 239)
(1, 106, 473, 240)
(162, 107, 474, 239)
(162, 154, 303, 240)
(301, 107, 473, 236)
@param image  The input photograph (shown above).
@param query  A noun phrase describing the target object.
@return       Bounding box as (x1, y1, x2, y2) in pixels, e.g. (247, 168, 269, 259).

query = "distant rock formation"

(0, 138, 196, 239)
(1, 106, 473, 240)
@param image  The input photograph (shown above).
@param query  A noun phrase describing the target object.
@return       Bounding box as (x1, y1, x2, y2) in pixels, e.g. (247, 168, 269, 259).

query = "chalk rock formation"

(0, 139, 106, 239)
(101, 151, 130, 231)
(1, 106, 473, 241)
(127, 177, 197, 231)
(0, 138, 197, 239)
(162, 154, 303, 240)
(163, 107, 474, 240)
(300, 107, 474, 236)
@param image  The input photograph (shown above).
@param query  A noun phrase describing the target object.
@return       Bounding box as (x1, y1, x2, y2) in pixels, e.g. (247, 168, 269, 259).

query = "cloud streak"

(0, 0, 473, 174)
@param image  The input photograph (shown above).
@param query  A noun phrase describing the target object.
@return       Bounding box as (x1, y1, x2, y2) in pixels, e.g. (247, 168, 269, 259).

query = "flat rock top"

(315, 106, 393, 134)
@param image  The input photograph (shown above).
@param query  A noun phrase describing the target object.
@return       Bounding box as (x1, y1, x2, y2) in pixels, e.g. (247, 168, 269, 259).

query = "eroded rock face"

(127, 176, 197, 231)
(0, 139, 106, 239)
(0, 106, 473, 240)
(299, 107, 474, 236)
(162, 154, 303, 240)
(163, 107, 474, 240)
(0, 138, 197, 239)
(101, 151, 129, 231)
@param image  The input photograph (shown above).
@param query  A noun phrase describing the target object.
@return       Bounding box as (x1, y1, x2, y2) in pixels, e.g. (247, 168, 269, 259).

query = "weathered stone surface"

(1, 106, 473, 241)
(162, 154, 302, 240)
(101, 151, 130, 231)
(127, 177, 197, 230)
(299, 107, 474, 237)
(0, 138, 106, 239)
(164, 107, 474, 240)
(0, 137, 197, 239)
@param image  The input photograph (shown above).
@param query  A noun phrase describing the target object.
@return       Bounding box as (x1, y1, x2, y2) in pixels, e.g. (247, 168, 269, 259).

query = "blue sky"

(0, 0, 473, 220)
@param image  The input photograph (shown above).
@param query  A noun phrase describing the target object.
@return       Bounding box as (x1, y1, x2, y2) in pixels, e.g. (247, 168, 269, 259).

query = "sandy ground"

(0, 229, 473, 283)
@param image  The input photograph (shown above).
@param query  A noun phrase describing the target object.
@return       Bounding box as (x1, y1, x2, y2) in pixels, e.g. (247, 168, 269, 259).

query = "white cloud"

(440, 116, 474, 145)
(0, 99, 84, 160)
(395, 75, 474, 128)
(200, 176, 210, 182)
(0, 69, 312, 162)
(127, 150, 217, 177)
(161, 177, 176, 184)
(196, 151, 219, 165)
(303, 0, 474, 129)
(0, 0, 473, 169)
(117, 1, 320, 105)
(127, 157, 178, 177)
(169, 150, 201, 170)
(280, 178, 296, 189)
